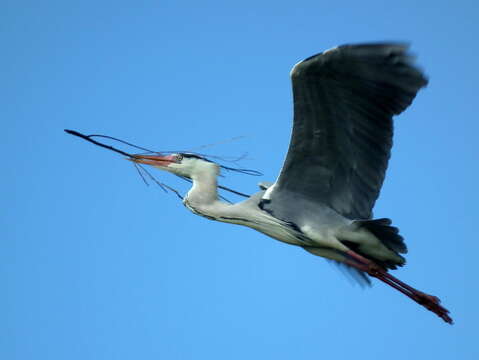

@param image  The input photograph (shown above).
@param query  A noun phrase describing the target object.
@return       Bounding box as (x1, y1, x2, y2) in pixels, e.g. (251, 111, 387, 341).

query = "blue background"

(3, 1, 476, 359)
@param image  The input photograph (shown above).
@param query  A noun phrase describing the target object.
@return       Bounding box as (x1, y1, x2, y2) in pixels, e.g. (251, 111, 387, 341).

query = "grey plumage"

(257, 43, 427, 283)
(128, 43, 452, 323)
(270, 43, 427, 221)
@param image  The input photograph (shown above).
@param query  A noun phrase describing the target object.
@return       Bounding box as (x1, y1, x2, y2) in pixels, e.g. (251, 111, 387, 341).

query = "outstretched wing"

(269, 43, 427, 220)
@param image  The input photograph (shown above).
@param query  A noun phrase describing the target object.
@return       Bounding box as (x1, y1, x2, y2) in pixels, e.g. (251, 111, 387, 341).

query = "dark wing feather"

(273, 43, 427, 219)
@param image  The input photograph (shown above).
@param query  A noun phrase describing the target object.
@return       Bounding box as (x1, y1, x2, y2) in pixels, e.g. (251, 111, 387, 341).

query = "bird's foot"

(413, 291, 440, 305)
(410, 291, 453, 324)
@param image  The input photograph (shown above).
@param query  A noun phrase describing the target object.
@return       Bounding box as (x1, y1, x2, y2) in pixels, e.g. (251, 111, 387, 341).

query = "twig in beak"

(64, 129, 135, 158)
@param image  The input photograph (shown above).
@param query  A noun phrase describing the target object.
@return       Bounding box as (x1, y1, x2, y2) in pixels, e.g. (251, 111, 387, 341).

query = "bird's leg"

(344, 250, 453, 324)
(347, 251, 440, 303)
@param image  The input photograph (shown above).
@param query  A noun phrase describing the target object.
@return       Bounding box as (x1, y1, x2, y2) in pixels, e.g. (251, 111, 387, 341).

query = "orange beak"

(129, 154, 177, 167)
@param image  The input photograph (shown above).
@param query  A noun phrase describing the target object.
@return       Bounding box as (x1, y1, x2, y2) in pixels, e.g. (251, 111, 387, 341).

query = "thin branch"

(65, 129, 255, 201)
(88, 134, 158, 154)
(136, 164, 183, 200)
(133, 163, 149, 186)
(217, 185, 250, 198)
(64, 129, 134, 158)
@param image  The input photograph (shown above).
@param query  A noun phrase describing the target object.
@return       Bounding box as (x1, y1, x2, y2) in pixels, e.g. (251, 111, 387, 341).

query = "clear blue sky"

(3, 1, 477, 359)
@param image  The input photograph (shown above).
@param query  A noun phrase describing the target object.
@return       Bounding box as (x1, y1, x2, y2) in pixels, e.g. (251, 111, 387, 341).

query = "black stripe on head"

(180, 153, 213, 162)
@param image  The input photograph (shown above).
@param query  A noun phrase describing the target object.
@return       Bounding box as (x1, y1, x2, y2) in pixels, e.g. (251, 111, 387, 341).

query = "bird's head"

(130, 153, 220, 179)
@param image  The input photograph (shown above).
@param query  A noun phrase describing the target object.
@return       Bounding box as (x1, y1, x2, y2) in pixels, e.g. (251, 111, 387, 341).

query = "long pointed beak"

(129, 154, 177, 167)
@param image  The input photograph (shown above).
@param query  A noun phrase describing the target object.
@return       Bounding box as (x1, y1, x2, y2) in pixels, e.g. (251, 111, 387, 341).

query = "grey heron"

(68, 43, 453, 324)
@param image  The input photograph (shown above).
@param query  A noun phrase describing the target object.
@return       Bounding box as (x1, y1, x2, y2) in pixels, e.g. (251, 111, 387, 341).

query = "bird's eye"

(176, 154, 183, 162)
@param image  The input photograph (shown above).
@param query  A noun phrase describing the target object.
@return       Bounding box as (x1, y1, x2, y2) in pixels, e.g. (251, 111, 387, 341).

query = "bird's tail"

(351, 218, 407, 269)
(357, 218, 407, 253)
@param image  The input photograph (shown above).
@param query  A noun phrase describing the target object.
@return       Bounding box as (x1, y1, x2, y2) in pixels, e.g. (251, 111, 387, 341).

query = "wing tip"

(290, 42, 425, 81)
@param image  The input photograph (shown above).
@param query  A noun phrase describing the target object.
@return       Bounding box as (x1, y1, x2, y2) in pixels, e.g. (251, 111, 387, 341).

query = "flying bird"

(67, 43, 452, 323)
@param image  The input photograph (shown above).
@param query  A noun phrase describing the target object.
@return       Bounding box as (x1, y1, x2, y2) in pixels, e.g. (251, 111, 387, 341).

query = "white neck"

(183, 162, 232, 219)
(186, 169, 219, 205)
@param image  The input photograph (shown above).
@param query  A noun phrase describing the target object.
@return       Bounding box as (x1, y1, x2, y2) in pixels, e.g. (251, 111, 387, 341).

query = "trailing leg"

(344, 250, 453, 324)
